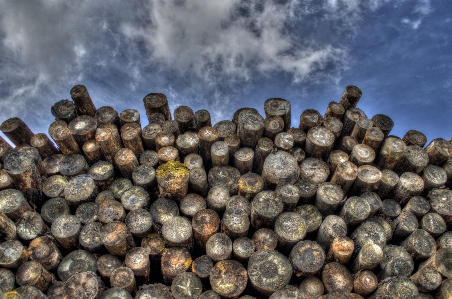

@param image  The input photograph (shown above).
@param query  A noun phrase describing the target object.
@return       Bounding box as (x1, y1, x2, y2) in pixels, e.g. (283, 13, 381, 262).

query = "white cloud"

(401, 18, 422, 30)
(414, 0, 432, 15)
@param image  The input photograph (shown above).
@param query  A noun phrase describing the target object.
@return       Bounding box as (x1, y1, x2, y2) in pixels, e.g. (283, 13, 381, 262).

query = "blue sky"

(0, 0, 450, 145)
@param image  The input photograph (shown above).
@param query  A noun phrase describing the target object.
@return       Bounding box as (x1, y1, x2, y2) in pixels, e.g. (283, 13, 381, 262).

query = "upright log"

(143, 93, 172, 121)
(70, 85, 96, 116)
(338, 85, 362, 110)
(51, 99, 77, 123)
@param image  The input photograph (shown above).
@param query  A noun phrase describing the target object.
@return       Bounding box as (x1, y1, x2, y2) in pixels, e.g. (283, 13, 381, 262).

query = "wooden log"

(287, 128, 307, 149)
(51, 214, 81, 251)
(425, 138, 452, 165)
(305, 126, 335, 160)
(198, 126, 219, 169)
(155, 131, 175, 152)
(410, 266, 442, 292)
(88, 160, 115, 190)
(149, 197, 179, 232)
(380, 198, 402, 219)
(172, 272, 203, 299)
(421, 212, 446, 238)
(208, 165, 240, 195)
(68, 115, 97, 146)
(402, 129, 427, 147)
(393, 145, 429, 174)
(120, 122, 144, 156)
(206, 232, 232, 262)
(361, 217, 391, 244)
(322, 262, 353, 294)
(402, 195, 430, 218)
(125, 208, 153, 237)
(339, 196, 371, 227)
(289, 147, 305, 164)
(40, 197, 70, 224)
(352, 165, 381, 194)
(226, 195, 250, 215)
(4, 286, 47, 298)
(75, 201, 97, 223)
(211, 141, 229, 167)
(274, 212, 306, 251)
(51, 99, 77, 123)
(327, 150, 348, 174)
(132, 164, 156, 189)
(315, 182, 344, 216)
(222, 208, 250, 240)
(234, 147, 254, 175)
(3, 150, 42, 208)
(298, 276, 325, 299)
(95, 125, 123, 163)
(210, 260, 247, 298)
(360, 191, 382, 216)
(248, 250, 292, 296)
(264, 116, 285, 140)
(350, 117, 372, 143)
(340, 108, 366, 139)
(294, 204, 322, 235)
(0, 117, 35, 146)
(249, 230, 278, 256)
(0, 240, 27, 269)
(275, 183, 300, 211)
(194, 109, 212, 131)
(315, 215, 347, 250)
(30, 133, 59, 159)
(140, 150, 159, 168)
(0, 189, 32, 220)
(97, 199, 126, 224)
(120, 186, 150, 211)
(199, 291, 221, 299)
(141, 233, 165, 264)
(162, 120, 180, 138)
(0, 268, 15, 293)
(79, 221, 103, 252)
(232, 237, 255, 263)
(101, 221, 134, 256)
(119, 108, 141, 127)
(393, 172, 424, 206)
(0, 136, 13, 162)
(16, 260, 53, 291)
(16, 211, 47, 241)
(125, 247, 150, 278)
(376, 169, 399, 198)
(324, 101, 345, 120)
(371, 114, 394, 137)
(59, 153, 89, 178)
(173, 106, 195, 134)
(192, 255, 214, 280)
(184, 153, 203, 170)
(64, 272, 106, 299)
(420, 248, 452, 279)
(232, 108, 258, 125)
(350, 243, 383, 273)
(274, 132, 294, 152)
(402, 229, 436, 260)
(41, 154, 64, 176)
(422, 164, 447, 192)
(162, 216, 193, 248)
(264, 98, 291, 131)
(213, 120, 236, 141)
(251, 190, 283, 229)
(299, 109, 323, 132)
(64, 174, 98, 206)
(327, 236, 354, 264)
(142, 123, 162, 151)
(300, 157, 330, 184)
(253, 137, 273, 175)
(378, 245, 414, 280)
(56, 249, 97, 281)
(323, 116, 343, 139)
(49, 120, 81, 155)
(375, 136, 406, 170)
(156, 161, 189, 199)
(362, 126, 384, 153)
(110, 267, 136, 294)
(353, 270, 378, 297)
(222, 134, 240, 163)
(161, 247, 192, 284)
(70, 85, 96, 116)
(95, 190, 115, 205)
(0, 169, 15, 190)
(175, 131, 199, 160)
(349, 144, 375, 166)
(144, 93, 172, 121)
(290, 240, 325, 277)
(336, 135, 358, 154)
(188, 167, 208, 196)
(338, 85, 362, 110)
(262, 151, 299, 188)
(95, 106, 120, 127)
(192, 209, 220, 250)
(115, 148, 139, 179)
(82, 140, 103, 165)
(293, 177, 317, 204)
(428, 189, 452, 226)
(0, 212, 16, 240)
(236, 109, 265, 149)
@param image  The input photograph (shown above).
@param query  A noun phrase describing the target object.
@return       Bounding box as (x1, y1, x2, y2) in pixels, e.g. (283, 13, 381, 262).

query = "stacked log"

(0, 84, 451, 298)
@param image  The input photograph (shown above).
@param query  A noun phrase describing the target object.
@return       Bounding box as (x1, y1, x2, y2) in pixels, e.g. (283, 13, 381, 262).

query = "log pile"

(1, 84, 452, 298)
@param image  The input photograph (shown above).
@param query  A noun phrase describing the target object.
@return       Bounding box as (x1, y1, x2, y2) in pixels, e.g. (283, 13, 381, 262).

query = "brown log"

(213, 120, 236, 141)
(172, 272, 203, 299)
(157, 146, 179, 164)
(95, 124, 123, 163)
(0, 117, 35, 146)
(0, 269, 15, 293)
(263, 151, 299, 189)
(362, 126, 384, 153)
(180, 193, 206, 219)
(338, 85, 362, 110)
(64, 174, 98, 206)
(315, 215, 347, 250)
(253, 137, 273, 175)
(251, 190, 283, 229)
(371, 114, 394, 137)
(298, 276, 325, 299)
(410, 266, 442, 292)
(350, 117, 372, 143)
(226, 195, 251, 216)
(162, 216, 193, 248)
(120, 108, 141, 127)
(294, 177, 318, 204)
(140, 150, 159, 168)
(236, 109, 265, 149)
(149, 197, 179, 232)
(300, 157, 330, 184)
(87, 160, 115, 190)
(120, 122, 144, 156)
(402, 195, 430, 218)
(16, 211, 48, 241)
(68, 115, 97, 146)
(30, 133, 59, 159)
(380, 198, 402, 219)
(376, 169, 399, 198)
(290, 240, 325, 277)
(162, 120, 180, 138)
(315, 182, 344, 216)
(299, 109, 323, 132)
(378, 245, 414, 280)
(294, 204, 322, 235)
(184, 153, 203, 170)
(274, 212, 306, 251)
(336, 136, 357, 154)
(421, 212, 446, 238)
(353, 270, 378, 297)
(232, 237, 255, 263)
(327, 236, 354, 264)
(304, 126, 335, 160)
(101, 221, 135, 256)
(339, 196, 371, 227)
(155, 131, 175, 152)
(349, 144, 375, 166)
(234, 147, 254, 175)
(211, 141, 229, 167)
(341, 108, 366, 139)
(274, 132, 294, 152)
(124, 209, 152, 238)
(394, 145, 429, 174)
(323, 116, 343, 139)
(327, 150, 348, 174)
(79, 221, 103, 252)
(144, 93, 172, 121)
(206, 232, 232, 262)
(40, 197, 70, 224)
(110, 267, 136, 294)
(188, 167, 208, 196)
(248, 250, 292, 296)
(325, 101, 345, 120)
(0, 212, 16, 240)
(142, 123, 162, 151)
(402, 129, 427, 147)
(422, 164, 447, 192)
(41, 153, 64, 176)
(264, 116, 284, 140)
(51, 99, 77, 123)
(425, 138, 452, 165)
(161, 247, 192, 284)
(16, 260, 53, 291)
(0, 169, 15, 190)
(401, 229, 436, 261)
(420, 248, 452, 278)
(173, 106, 194, 133)
(59, 153, 89, 178)
(56, 249, 97, 282)
(221, 208, 250, 240)
(208, 165, 240, 195)
(70, 85, 96, 116)
(322, 262, 353, 294)
(114, 148, 139, 179)
(95, 105, 120, 127)
(192, 209, 220, 250)
(82, 140, 103, 164)
(75, 202, 98, 224)
(264, 98, 291, 131)
(273, 183, 299, 212)
(51, 215, 81, 251)
(194, 109, 212, 131)
(393, 172, 424, 206)
(125, 247, 150, 278)
(287, 128, 306, 149)
(209, 260, 247, 298)
(97, 199, 125, 224)
(252, 228, 278, 251)
(352, 165, 381, 194)
(192, 255, 214, 280)
(49, 120, 81, 155)
(131, 164, 155, 190)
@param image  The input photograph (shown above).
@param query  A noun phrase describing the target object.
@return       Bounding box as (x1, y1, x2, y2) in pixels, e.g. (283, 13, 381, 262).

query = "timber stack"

(1, 84, 452, 299)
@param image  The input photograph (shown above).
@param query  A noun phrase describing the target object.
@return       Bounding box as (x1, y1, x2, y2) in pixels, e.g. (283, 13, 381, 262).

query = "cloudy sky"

(0, 0, 451, 145)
